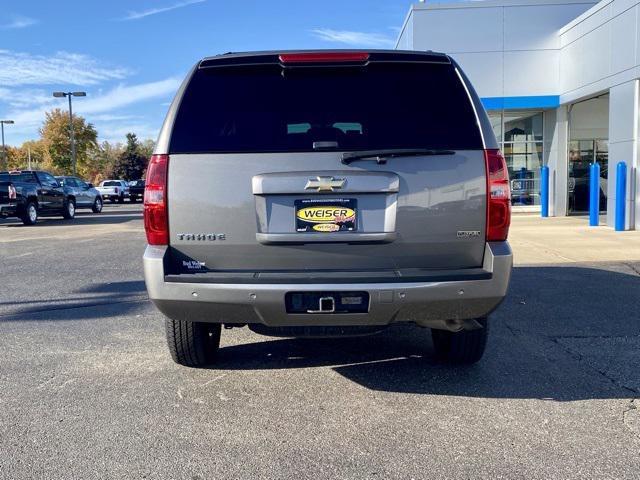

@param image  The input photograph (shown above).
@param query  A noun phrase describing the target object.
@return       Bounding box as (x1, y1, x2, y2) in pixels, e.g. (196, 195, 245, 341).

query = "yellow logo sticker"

(296, 207, 356, 223)
(312, 223, 341, 232)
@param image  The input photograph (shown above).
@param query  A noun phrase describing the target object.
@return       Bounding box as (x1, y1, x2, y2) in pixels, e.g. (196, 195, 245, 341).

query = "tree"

(113, 133, 148, 180)
(139, 138, 155, 160)
(87, 141, 123, 184)
(4, 140, 47, 171)
(39, 108, 98, 175)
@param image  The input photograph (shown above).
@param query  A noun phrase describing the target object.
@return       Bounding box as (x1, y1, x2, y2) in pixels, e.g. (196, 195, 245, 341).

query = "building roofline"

(559, 0, 612, 33)
(410, 0, 596, 10)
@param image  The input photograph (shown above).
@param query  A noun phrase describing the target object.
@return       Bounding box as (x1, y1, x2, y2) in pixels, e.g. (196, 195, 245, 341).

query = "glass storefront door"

(488, 111, 544, 206)
(568, 95, 609, 213)
(568, 140, 608, 212)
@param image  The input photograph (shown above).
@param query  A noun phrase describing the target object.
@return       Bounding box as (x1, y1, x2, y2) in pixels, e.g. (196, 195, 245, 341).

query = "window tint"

(170, 63, 482, 153)
(103, 181, 121, 186)
(64, 178, 79, 187)
(39, 172, 59, 187)
(0, 172, 37, 183)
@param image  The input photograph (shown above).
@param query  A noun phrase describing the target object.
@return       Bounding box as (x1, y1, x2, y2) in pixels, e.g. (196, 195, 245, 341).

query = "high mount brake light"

(485, 149, 511, 242)
(144, 154, 169, 245)
(278, 52, 370, 64)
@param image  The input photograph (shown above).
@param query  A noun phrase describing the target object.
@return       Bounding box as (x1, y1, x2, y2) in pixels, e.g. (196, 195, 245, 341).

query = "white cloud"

(122, 0, 206, 20)
(80, 78, 181, 114)
(3, 77, 181, 142)
(0, 50, 130, 87)
(311, 29, 395, 48)
(90, 114, 142, 122)
(99, 122, 160, 143)
(0, 87, 55, 108)
(1, 15, 38, 30)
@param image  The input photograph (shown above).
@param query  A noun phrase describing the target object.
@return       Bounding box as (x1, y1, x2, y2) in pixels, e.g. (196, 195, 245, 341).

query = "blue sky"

(0, 0, 415, 146)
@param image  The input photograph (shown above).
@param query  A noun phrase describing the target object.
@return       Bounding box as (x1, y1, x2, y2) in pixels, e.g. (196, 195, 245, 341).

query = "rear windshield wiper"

(341, 149, 455, 165)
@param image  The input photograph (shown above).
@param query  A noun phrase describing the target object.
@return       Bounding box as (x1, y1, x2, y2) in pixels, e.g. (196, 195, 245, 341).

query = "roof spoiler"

(198, 50, 451, 69)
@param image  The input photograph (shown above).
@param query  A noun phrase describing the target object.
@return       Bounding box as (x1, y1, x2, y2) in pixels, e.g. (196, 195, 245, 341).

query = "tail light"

(144, 154, 169, 245)
(8, 184, 16, 200)
(278, 52, 370, 64)
(485, 149, 511, 241)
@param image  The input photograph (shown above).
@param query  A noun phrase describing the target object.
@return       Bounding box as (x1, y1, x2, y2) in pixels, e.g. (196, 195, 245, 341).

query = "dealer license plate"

(295, 198, 357, 233)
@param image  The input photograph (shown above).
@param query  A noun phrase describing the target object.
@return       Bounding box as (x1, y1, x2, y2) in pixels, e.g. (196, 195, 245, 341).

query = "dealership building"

(397, 0, 640, 229)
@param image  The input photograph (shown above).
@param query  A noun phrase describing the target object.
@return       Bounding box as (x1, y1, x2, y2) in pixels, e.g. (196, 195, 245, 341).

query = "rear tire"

(431, 318, 488, 364)
(118, 194, 125, 204)
(92, 197, 103, 213)
(21, 201, 38, 225)
(165, 319, 221, 367)
(62, 199, 75, 219)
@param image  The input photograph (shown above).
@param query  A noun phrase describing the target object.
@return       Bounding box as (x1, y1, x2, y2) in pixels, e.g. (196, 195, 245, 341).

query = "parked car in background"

(0, 170, 76, 225)
(143, 50, 513, 368)
(96, 179, 129, 203)
(128, 180, 145, 203)
(56, 176, 103, 213)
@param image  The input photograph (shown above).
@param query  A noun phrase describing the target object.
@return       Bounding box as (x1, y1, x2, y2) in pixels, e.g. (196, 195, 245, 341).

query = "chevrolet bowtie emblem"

(305, 176, 346, 192)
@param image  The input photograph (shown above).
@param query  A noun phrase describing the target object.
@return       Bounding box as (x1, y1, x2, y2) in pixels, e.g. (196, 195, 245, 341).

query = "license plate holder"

(286, 292, 369, 314)
(295, 198, 357, 233)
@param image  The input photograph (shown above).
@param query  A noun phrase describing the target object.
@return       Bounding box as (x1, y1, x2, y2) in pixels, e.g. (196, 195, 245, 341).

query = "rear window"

(170, 62, 483, 154)
(102, 181, 120, 186)
(0, 172, 37, 183)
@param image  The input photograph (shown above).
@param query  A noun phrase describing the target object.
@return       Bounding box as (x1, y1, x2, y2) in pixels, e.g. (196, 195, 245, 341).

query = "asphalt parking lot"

(1, 205, 639, 479)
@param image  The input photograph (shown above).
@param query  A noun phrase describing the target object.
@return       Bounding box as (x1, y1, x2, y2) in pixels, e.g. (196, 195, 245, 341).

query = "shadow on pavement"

(0, 280, 148, 318)
(0, 205, 142, 228)
(209, 264, 640, 400)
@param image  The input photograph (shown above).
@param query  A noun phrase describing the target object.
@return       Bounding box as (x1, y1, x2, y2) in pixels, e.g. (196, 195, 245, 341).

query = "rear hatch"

(164, 51, 489, 276)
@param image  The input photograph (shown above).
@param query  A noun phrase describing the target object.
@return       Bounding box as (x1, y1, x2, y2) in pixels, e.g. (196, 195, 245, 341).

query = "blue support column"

(615, 162, 627, 231)
(589, 162, 600, 227)
(540, 166, 549, 217)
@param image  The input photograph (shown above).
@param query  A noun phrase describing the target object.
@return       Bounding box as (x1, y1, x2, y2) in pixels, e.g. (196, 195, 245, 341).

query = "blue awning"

(481, 95, 560, 110)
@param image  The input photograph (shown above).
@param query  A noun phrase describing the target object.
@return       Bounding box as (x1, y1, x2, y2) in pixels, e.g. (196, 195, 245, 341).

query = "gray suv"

(56, 176, 103, 213)
(143, 50, 512, 367)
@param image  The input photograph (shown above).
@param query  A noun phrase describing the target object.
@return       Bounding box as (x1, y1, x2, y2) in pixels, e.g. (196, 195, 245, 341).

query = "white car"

(96, 180, 129, 203)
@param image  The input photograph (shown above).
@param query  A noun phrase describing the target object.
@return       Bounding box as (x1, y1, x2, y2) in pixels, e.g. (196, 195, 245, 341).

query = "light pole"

(0, 120, 14, 171)
(53, 91, 86, 175)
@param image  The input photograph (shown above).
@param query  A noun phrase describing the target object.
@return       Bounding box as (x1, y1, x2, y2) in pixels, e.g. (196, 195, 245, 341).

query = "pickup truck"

(144, 50, 513, 368)
(0, 170, 76, 225)
(128, 180, 145, 203)
(97, 179, 129, 203)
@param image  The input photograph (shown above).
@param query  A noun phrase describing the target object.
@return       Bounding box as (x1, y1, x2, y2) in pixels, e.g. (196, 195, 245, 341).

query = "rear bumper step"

(144, 242, 512, 327)
(164, 268, 492, 284)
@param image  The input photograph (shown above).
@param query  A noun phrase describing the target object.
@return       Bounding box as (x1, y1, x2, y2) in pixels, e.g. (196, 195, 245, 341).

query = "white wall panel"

(448, 52, 504, 98)
(559, 40, 578, 93)
(582, 25, 611, 86)
(609, 81, 637, 142)
(607, 80, 638, 228)
(503, 50, 560, 96)
(610, 7, 637, 73)
(412, 8, 504, 53)
(504, 4, 595, 50)
(612, 0, 636, 16)
(579, 2, 613, 34)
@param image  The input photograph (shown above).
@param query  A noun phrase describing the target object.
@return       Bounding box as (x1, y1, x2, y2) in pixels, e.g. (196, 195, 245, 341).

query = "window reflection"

(568, 95, 609, 213)
(489, 111, 544, 206)
(568, 140, 608, 212)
